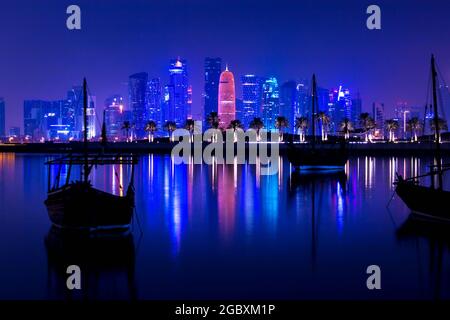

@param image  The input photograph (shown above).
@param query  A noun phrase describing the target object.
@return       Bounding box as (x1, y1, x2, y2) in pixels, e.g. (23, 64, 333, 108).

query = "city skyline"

(2, 0, 450, 130)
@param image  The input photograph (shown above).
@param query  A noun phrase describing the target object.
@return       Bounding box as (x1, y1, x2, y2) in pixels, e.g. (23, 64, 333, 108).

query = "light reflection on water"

(0, 153, 449, 299)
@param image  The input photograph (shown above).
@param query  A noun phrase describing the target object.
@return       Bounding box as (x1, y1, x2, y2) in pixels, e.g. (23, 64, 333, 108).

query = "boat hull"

(395, 181, 450, 221)
(45, 182, 134, 230)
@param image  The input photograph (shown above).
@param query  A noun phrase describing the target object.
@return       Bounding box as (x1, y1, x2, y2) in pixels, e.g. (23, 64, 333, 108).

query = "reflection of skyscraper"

(279, 81, 297, 133)
(218, 65, 236, 128)
(168, 58, 190, 127)
(0, 98, 5, 137)
(204, 58, 222, 122)
(129, 72, 149, 138)
(241, 75, 263, 129)
(262, 77, 280, 131)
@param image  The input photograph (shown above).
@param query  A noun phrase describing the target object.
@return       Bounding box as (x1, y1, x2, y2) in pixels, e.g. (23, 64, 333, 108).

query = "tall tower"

(241, 75, 263, 129)
(129, 72, 148, 138)
(168, 58, 189, 127)
(204, 58, 222, 122)
(218, 65, 236, 129)
(261, 77, 280, 131)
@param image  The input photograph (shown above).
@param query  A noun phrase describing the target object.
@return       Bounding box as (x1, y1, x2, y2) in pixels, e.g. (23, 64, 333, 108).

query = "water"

(0, 153, 450, 300)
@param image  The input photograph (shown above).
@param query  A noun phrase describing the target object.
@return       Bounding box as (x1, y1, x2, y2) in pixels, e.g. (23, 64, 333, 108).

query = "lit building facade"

(129, 72, 149, 138)
(241, 74, 263, 129)
(261, 77, 280, 131)
(279, 81, 297, 133)
(204, 58, 222, 123)
(104, 95, 124, 140)
(0, 98, 5, 137)
(218, 66, 236, 128)
(168, 58, 190, 127)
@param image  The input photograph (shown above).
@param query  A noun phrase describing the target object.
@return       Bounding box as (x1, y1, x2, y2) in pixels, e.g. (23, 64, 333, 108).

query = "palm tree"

(249, 117, 264, 141)
(295, 116, 308, 142)
(316, 111, 330, 141)
(385, 119, 399, 142)
(164, 121, 177, 142)
(359, 113, 376, 142)
(145, 120, 157, 142)
(275, 116, 288, 141)
(406, 117, 421, 142)
(122, 121, 131, 142)
(228, 119, 244, 142)
(430, 117, 448, 143)
(184, 118, 195, 143)
(340, 118, 354, 140)
(206, 112, 220, 142)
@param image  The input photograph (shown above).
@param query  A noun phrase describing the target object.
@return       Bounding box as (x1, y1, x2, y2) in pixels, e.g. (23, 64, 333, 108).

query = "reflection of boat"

(45, 226, 136, 300)
(395, 56, 450, 222)
(287, 74, 348, 170)
(44, 78, 138, 231)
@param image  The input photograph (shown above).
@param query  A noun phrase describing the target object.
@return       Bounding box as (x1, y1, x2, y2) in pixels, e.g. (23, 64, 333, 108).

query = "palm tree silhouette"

(145, 120, 157, 142)
(228, 119, 244, 142)
(359, 113, 376, 142)
(295, 116, 308, 142)
(316, 111, 330, 141)
(275, 116, 288, 141)
(184, 119, 195, 142)
(206, 112, 220, 142)
(121, 121, 132, 142)
(249, 117, 264, 141)
(430, 117, 448, 143)
(164, 121, 177, 142)
(406, 117, 421, 142)
(385, 119, 399, 142)
(340, 118, 353, 140)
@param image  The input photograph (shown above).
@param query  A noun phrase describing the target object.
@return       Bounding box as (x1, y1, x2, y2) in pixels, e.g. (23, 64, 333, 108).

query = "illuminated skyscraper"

(261, 77, 280, 131)
(241, 75, 263, 129)
(372, 102, 385, 138)
(328, 86, 351, 133)
(168, 58, 190, 127)
(0, 98, 5, 137)
(351, 93, 362, 126)
(296, 81, 310, 118)
(280, 81, 297, 133)
(104, 95, 124, 139)
(204, 58, 222, 122)
(129, 72, 149, 138)
(146, 78, 163, 129)
(218, 65, 236, 128)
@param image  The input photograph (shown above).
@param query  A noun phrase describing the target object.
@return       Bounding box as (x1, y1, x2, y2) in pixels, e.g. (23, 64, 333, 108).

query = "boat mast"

(311, 74, 317, 147)
(431, 55, 443, 190)
(83, 78, 89, 183)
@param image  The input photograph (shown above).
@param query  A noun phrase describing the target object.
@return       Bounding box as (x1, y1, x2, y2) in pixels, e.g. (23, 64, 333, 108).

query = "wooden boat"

(44, 78, 138, 231)
(394, 55, 449, 221)
(287, 74, 348, 170)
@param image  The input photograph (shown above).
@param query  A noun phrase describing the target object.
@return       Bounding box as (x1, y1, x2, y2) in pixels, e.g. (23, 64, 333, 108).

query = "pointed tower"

(218, 65, 236, 129)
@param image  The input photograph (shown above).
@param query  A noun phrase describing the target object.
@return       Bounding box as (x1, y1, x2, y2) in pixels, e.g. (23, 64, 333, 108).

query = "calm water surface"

(0, 153, 450, 300)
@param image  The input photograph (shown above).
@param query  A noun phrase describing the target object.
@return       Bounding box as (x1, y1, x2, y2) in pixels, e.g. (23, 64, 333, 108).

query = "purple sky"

(1, 0, 450, 130)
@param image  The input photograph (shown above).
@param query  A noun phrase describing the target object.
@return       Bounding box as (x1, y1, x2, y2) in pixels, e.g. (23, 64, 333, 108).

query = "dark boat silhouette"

(44, 78, 138, 231)
(395, 55, 450, 222)
(287, 74, 348, 170)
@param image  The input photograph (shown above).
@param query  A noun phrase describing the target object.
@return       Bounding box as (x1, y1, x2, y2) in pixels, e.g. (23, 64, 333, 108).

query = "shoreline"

(1, 141, 450, 156)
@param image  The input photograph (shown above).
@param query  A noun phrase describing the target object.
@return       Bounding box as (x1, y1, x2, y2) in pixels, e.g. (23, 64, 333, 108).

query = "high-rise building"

(296, 81, 310, 118)
(24, 100, 50, 140)
(241, 75, 263, 129)
(218, 65, 236, 128)
(279, 81, 297, 133)
(328, 86, 351, 133)
(129, 72, 149, 138)
(168, 58, 190, 127)
(351, 93, 362, 126)
(104, 95, 124, 140)
(146, 78, 163, 130)
(372, 102, 385, 138)
(395, 101, 410, 139)
(67, 85, 96, 139)
(9, 127, 20, 137)
(439, 84, 450, 129)
(204, 58, 222, 123)
(0, 98, 5, 137)
(261, 77, 280, 131)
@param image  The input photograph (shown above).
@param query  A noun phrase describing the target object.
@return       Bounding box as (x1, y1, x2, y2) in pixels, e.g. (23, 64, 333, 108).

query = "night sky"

(1, 0, 450, 130)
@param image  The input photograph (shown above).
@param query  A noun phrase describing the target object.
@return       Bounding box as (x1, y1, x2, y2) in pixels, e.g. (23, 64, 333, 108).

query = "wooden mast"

(83, 78, 89, 183)
(431, 55, 443, 190)
(311, 74, 317, 147)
